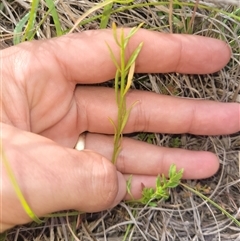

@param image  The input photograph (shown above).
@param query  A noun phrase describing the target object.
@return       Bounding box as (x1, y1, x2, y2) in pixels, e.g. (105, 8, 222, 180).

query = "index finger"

(25, 29, 231, 84)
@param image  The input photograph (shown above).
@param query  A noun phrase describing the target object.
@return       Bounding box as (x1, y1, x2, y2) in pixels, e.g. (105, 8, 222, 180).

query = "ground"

(0, 0, 240, 240)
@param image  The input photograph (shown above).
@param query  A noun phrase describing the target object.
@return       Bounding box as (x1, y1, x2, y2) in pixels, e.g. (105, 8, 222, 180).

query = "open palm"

(1, 29, 239, 231)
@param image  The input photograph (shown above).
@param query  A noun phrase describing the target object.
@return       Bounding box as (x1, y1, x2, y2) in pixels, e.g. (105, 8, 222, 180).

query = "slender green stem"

(181, 183, 240, 227)
(1, 145, 42, 224)
(109, 26, 143, 164)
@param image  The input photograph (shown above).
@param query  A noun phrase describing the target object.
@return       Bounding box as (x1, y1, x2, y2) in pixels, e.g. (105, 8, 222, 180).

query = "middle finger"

(76, 86, 239, 136)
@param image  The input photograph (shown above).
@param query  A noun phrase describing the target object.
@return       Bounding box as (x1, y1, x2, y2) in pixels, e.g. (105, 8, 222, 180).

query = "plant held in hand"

(106, 22, 143, 165)
(107, 23, 184, 206)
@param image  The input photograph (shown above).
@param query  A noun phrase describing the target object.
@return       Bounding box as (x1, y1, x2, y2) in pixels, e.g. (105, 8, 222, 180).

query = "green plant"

(107, 23, 184, 205)
(106, 22, 143, 164)
(69, 0, 133, 34)
(13, 0, 63, 44)
(75, 0, 238, 34)
(107, 22, 240, 227)
(137, 133, 156, 144)
(100, 1, 114, 29)
(169, 136, 181, 148)
(21, 0, 39, 42)
(0, 144, 42, 225)
(136, 164, 183, 207)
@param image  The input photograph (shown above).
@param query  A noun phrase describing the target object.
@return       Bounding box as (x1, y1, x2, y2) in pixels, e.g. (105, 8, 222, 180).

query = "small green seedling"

(107, 23, 183, 205)
(106, 22, 143, 164)
(138, 164, 183, 206)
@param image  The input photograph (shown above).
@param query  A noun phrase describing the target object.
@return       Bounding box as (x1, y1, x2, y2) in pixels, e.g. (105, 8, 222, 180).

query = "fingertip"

(178, 36, 231, 74)
(110, 171, 126, 208)
(207, 38, 231, 72)
(206, 151, 220, 176)
(183, 151, 220, 179)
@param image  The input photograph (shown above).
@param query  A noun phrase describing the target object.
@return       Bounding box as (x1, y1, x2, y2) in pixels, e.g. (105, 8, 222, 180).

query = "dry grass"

(0, 0, 240, 240)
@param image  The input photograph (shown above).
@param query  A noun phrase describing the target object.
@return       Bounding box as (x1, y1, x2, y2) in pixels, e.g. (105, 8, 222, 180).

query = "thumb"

(1, 123, 126, 232)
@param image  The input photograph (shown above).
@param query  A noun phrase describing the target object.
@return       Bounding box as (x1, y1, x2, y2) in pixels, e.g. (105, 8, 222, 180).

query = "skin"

(0, 29, 239, 232)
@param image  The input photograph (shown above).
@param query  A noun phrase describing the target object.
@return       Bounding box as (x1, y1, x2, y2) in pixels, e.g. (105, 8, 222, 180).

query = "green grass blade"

(22, 0, 40, 41)
(13, 13, 30, 45)
(1, 145, 42, 224)
(181, 183, 240, 227)
(100, 1, 113, 29)
(65, 1, 240, 30)
(69, 0, 114, 34)
(100, 0, 135, 29)
(44, 0, 63, 36)
(69, 0, 134, 34)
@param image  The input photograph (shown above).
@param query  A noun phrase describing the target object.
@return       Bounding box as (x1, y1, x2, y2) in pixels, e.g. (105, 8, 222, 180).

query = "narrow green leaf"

(44, 0, 63, 36)
(121, 101, 138, 129)
(124, 23, 144, 49)
(142, 187, 154, 198)
(112, 146, 121, 165)
(120, 112, 129, 134)
(1, 145, 42, 224)
(123, 61, 135, 96)
(100, 1, 113, 29)
(125, 42, 143, 70)
(126, 175, 132, 194)
(106, 42, 120, 70)
(126, 175, 134, 200)
(69, 0, 133, 34)
(100, 0, 135, 29)
(172, 171, 183, 182)
(22, 0, 40, 41)
(156, 175, 161, 188)
(127, 22, 144, 39)
(120, 28, 125, 51)
(148, 202, 158, 207)
(169, 164, 176, 178)
(108, 117, 117, 136)
(112, 22, 120, 46)
(23, 6, 57, 42)
(167, 181, 180, 188)
(126, 26, 138, 39)
(13, 13, 29, 45)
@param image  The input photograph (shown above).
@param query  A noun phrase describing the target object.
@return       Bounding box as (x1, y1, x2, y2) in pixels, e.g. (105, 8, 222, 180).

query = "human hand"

(1, 29, 239, 232)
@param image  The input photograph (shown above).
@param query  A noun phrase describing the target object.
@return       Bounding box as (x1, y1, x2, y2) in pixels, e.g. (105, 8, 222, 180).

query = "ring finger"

(84, 132, 219, 180)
